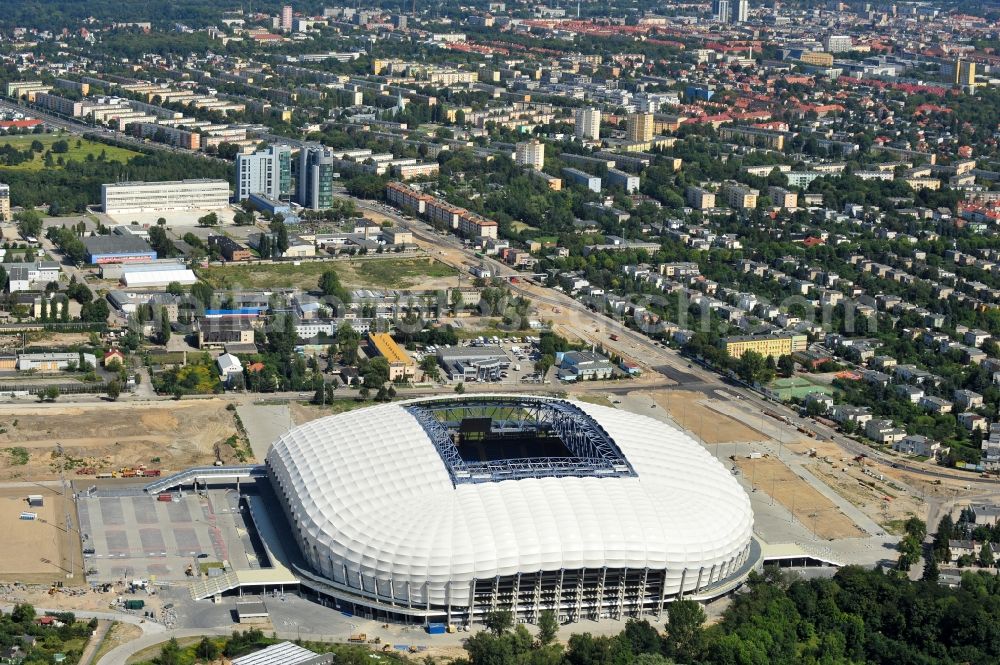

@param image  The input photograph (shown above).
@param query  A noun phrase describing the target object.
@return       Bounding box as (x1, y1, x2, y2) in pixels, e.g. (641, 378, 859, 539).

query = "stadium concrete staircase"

(189, 571, 241, 600)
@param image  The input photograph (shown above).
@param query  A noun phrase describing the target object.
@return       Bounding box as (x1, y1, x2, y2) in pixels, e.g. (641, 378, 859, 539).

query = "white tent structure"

(121, 262, 196, 287)
(266, 395, 755, 626)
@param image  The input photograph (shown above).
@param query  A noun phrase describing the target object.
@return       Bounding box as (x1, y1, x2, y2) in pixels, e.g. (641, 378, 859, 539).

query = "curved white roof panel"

(266, 396, 754, 607)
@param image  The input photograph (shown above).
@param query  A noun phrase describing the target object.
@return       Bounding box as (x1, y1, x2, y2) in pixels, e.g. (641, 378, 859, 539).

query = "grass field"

(196, 257, 458, 291)
(769, 376, 835, 401)
(0, 133, 140, 170)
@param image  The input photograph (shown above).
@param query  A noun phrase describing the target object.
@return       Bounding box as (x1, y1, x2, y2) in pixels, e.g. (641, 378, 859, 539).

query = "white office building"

(824, 35, 853, 53)
(102, 180, 231, 214)
(235, 145, 293, 201)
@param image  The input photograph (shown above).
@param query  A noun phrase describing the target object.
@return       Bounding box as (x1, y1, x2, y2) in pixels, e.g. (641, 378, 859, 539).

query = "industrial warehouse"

(263, 395, 757, 626)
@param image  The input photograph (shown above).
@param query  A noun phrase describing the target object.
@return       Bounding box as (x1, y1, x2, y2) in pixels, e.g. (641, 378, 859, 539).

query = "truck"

(124, 599, 145, 610)
(157, 493, 173, 502)
(348, 634, 367, 643)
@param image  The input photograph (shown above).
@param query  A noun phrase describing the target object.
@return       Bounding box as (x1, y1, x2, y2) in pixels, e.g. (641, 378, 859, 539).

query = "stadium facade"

(266, 395, 755, 625)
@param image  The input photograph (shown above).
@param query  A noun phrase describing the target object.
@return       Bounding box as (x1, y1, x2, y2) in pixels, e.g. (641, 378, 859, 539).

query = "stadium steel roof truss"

(405, 397, 637, 484)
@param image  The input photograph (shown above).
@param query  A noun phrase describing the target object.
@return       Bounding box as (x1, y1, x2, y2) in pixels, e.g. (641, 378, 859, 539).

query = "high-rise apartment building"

(575, 107, 601, 140)
(625, 113, 654, 143)
(954, 58, 977, 91)
(281, 5, 294, 32)
(296, 145, 336, 210)
(712, 0, 732, 23)
(515, 140, 545, 171)
(235, 145, 293, 202)
(731, 0, 748, 23)
(0, 183, 9, 222)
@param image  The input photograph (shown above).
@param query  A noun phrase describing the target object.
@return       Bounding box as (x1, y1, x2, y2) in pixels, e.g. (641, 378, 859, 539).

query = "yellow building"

(626, 112, 654, 143)
(955, 58, 977, 91)
(799, 51, 834, 67)
(721, 181, 759, 210)
(724, 334, 808, 360)
(367, 332, 415, 381)
(905, 177, 942, 191)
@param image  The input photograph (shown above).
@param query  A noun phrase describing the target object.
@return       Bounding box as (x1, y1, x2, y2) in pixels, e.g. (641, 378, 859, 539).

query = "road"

(0, 99, 229, 163)
(78, 619, 112, 665)
(347, 196, 1000, 490)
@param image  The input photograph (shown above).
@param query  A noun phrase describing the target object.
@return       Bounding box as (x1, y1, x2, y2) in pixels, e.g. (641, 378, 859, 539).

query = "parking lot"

(410, 335, 554, 387)
(77, 490, 255, 583)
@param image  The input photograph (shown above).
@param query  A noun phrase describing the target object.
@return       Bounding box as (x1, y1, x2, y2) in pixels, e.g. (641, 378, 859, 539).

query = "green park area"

(769, 376, 835, 401)
(0, 133, 140, 170)
(195, 257, 458, 291)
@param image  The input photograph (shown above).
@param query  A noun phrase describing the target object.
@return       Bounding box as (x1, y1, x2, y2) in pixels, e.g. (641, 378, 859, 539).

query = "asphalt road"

(350, 196, 1000, 490)
(0, 98, 229, 162)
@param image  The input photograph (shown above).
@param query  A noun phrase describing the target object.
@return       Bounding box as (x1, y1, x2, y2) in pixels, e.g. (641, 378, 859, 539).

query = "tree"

(42, 386, 60, 402)
(318, 269, 350, 303)
(106, 379, 122, 401)
(454, 381, 466, 394)
(80, 298, 110, 323)
(450, 288, 464, 313)
(737, 350, 770, 384)
(979, 542, 995, 569)
(166, 281, 184, 296)
(156, 637, 182, 665)
(191, 282, 214, 309)
(777, 354, 795, 378)
(362, 357, 390, 387)
(933, 515, 954, 563)
(11, 603, 35, 623)
(159, 307, 171, 345)
(483, 609, 513, 636)
(665, 599, 705, 661)
(15, 209, 43, 240)
(922, 554, 940, 582)
(335, 323, 361, 366)
(420, 355, 441, 381)
(197, 212, 220, 227)
(358, 385, 370, 400)
(195, 637, 219, 661)
(537, 609, 558, 646)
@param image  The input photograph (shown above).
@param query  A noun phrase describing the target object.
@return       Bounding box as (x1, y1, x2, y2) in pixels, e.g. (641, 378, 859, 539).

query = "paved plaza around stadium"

(77, 490, 258, 583)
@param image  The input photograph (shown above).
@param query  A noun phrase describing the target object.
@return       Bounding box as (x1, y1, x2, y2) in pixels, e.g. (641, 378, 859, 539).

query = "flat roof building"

(562, 167, 602, 193)
(515, 140, 545, 171)
(83, 235, 157, 265)
(236, 145, 292, 202)
(102, 179, 230, 214)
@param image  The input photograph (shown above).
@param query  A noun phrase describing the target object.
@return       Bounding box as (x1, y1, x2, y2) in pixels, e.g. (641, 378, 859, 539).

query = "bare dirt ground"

(0, 400, 240, 481)
(651, 390, 767, 444)
(0, 331, 95, 352)
(0, 485, 82, 583)
(734, 455, 866, 540)
(94, 622, 144, 664)
(808, 458, 927, 528)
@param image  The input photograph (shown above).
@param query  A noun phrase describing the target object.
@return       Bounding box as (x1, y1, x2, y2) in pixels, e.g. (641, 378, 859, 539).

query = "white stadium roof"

(266, 395, 754, 606)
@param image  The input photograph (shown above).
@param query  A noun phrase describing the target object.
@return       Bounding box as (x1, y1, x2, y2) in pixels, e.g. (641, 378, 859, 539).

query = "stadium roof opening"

(405, 396, 637, 484)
